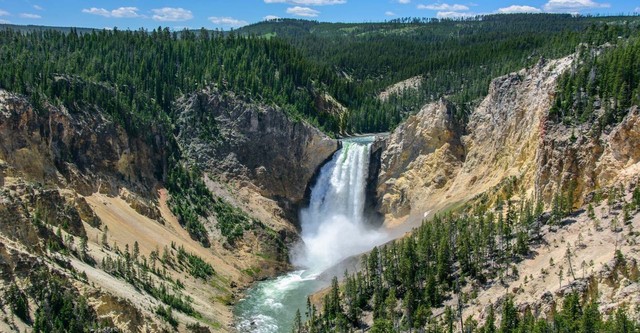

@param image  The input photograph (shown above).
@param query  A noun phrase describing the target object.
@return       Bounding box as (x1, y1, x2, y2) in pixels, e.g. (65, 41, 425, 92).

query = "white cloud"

(209, 16, 249, 27)
(0, 19, 9, 24)
(286, 6, 320, 17)
(111, 7, 141, 18)
(265, 0, 345, 5)
(33, 5, 44, 11)
(418, 3, 469, 11)
(151, 7, 193, 22)
(82, 7, 141, 18)
(635, 7, 640, 12)
(436, 10, 474, 18)
(263, 15, 281, 20)
(498, 5, 542, 13)
(19, 13, 41, 19)
(385, 11, 397, 16)
(0, 10, 10, 16)
(82, 8, 110, 17)
(543, 0, 610, 12)
(396, 0, 411, 3)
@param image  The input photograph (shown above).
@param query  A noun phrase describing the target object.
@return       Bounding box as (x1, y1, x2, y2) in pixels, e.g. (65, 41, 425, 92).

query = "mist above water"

(292, 139, 388, 273)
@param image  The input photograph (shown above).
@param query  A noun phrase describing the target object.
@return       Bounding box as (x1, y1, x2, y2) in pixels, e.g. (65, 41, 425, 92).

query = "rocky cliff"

(378, 54, 640, 224)
(0, 87, 336, 332)
(536, 106, 640, 206)
(174, 89, 337, 220)
(377, 98, 465, 219)
(0, 90, 164, 197)
(378, 56, 578, 223)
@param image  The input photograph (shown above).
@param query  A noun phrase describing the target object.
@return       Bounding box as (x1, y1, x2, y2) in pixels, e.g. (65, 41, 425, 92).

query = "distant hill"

(238, 14, 640, 131)
(1, 13, 640, 133)
(0, 23, 97, 34)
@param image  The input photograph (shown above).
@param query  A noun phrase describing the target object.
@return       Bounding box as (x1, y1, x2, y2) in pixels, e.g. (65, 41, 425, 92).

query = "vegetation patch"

(551, 36, 640, 127)
(212, 197, 256, 246)
(166, 164, 213, 247)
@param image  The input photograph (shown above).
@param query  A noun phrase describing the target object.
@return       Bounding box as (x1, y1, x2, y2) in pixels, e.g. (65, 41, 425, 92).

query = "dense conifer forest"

(2, 14, 640, 134)
(239, 14, 640, 131)
(551, 36, 640, 127)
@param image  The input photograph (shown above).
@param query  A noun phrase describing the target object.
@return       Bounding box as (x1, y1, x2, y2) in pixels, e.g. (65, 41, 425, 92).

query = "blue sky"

(0, 0, 638, 30)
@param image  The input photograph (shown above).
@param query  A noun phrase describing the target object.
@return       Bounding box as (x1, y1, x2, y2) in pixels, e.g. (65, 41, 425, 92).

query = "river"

(234, 137, 388, 333)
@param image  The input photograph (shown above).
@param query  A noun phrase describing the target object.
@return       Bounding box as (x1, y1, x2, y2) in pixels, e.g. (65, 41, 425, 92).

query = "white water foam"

(292, 140, 387, 272)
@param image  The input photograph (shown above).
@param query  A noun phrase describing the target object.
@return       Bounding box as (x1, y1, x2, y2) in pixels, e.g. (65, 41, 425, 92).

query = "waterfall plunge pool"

(234, 136, 388, 333)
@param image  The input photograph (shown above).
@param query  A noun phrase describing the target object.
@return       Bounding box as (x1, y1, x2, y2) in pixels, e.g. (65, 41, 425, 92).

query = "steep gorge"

(0, 87, 336, 332)
(2, 26, 640, 333)
(377, 56, 552, 220)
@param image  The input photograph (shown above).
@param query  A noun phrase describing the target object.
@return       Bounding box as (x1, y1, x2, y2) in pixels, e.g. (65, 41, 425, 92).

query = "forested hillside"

(0, 27, 347, 133)
(2, 14, 640, 135)
(551, 36, 640, 127)
(240, 14, 640, 132)
(301, 183, 640, 333)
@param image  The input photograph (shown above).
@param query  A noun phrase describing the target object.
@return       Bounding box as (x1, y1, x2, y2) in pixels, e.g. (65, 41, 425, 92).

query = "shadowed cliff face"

(0, 90, 165, 197)
(174, 89, 338, 220)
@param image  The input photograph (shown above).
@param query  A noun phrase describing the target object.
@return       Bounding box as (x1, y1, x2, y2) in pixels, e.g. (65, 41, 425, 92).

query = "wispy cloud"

(0, 19, 10, 24)
(151, 7, 193, 22)
(19, 13, 41, 19)
(543, 0, 610, 12)
(635, 7, 640, 12)
(497, 5, 542, 13)
(436, 10, 474, 18)
(33, 5, 44, 11)
(82, 7, 142, 18)
(385, 11, 397, 16)
(263, 15, 281, 20)
(286, 6, 320, 17)
(209, 16, 249, 27)
(0, 10, 10, 16)
(417, 3, 469, 11)
(396, 0, 411, 3)
(265, 0, 345, 5)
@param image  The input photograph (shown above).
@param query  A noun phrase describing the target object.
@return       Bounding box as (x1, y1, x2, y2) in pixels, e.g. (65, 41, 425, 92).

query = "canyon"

(1, 20, 640, 333)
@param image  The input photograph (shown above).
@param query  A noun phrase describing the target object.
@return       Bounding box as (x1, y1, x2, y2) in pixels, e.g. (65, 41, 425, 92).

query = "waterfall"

(235, 137, 387, 333)
(293, 139, 386, 272)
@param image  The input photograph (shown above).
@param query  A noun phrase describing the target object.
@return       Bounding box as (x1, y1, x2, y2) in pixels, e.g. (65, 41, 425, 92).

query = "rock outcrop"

(536, 106, 640, 205)
(0, 90, 164, 197)
(377, 56, 575, 222)
(378, 98, 465, 219)
(378, 53, 640, 225)
(174, 89, 338, 217)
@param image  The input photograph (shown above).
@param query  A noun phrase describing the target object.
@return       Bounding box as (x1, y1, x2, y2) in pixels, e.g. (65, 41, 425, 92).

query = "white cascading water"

(293, 140, 387, 272)
(235, 138, 388, 333)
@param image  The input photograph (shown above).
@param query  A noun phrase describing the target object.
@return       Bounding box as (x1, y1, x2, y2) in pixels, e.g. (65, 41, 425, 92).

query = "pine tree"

(500, 296, 518, 333)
